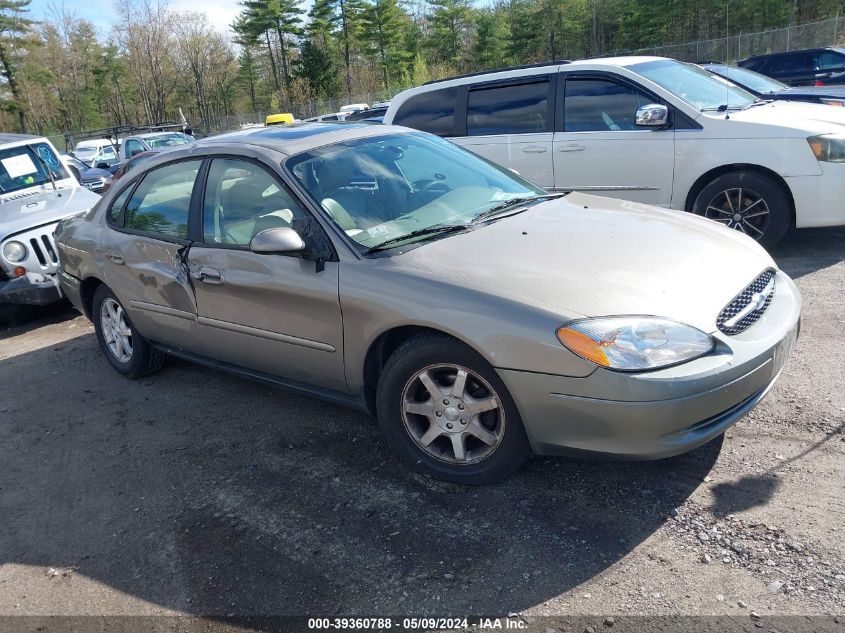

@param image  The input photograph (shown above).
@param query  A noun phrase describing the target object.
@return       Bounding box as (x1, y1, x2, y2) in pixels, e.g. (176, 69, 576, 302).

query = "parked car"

(60, 154, 87, 181)
(700, 62, 845, 106)
(344, 106, 389, 122)
(384, 55, 845, 247)
(303, 112, 349, 122)
(739, 48, 845, 86)
(0, 133, 100, 305)
(78, 164, 118, 194)
(339, 103, 369, 113)
(104, 149, 162, 192)
(119, 131, 193, 160)
(71, 138, 117, 166)
(265, 113, 295, 126)
(55, 123, 801, 484)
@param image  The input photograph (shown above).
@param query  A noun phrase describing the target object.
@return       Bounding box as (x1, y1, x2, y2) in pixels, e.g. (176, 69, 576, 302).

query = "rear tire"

(376, 333, 531, 485)
(92, 285, 164, 378)
(691, 171, 791, 248)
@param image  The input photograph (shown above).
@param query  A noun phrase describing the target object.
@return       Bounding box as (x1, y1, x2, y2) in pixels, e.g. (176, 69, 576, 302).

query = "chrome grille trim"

(716, 270, 776, 335)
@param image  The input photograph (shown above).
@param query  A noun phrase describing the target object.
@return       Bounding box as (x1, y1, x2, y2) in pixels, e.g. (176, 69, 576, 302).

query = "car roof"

(743, 47, 845, 61)
(196, 122, 410, 156)
(0, 133, 41, 145)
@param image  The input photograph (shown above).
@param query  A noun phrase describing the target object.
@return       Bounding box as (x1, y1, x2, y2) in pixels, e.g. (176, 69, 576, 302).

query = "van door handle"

(521, 145, 548, 153)
(192, 266, 223, 285)
(105, 250, 124, 265)
(558, 144, 585, 152)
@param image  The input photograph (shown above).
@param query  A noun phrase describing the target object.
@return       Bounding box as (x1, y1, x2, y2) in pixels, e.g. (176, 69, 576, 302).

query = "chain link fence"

(610, 16, 845, 63)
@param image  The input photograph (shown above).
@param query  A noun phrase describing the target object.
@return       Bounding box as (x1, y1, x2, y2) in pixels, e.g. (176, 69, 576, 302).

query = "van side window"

(466, 80, 550, 136)
(564, 78, 652, 132)
(392, 87, 458, 137)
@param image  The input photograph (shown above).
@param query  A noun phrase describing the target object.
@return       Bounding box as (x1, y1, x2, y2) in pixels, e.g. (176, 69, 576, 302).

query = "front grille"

(28, 233, 59, 266)
(716, 270, 776, 335)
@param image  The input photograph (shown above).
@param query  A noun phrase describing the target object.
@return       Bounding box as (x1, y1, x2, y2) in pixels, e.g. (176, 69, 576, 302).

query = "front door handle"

(558, 144, 585, 152)
(192, 266, 223, 285)
(521, 145, 548, 153)
(105, 250, 124, 265)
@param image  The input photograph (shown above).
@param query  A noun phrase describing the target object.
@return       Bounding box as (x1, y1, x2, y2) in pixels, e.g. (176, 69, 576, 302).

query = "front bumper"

(786, 161, 845, 228)
(498, 270, 802, 459)
(0, 271, 63, 305)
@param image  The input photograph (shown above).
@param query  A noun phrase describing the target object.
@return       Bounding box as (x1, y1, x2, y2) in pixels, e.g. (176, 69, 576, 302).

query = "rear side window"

(124, 160, 201, 239)
(778, 53, 811, 72)
(466, 80, 550, 136)
(392, 87, 458, 136)
(565, 78, 653, 132)
(108, 186, 133, 225)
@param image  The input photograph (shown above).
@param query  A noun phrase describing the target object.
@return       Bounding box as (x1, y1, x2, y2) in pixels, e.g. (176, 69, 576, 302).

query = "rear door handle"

(521, 145, 548, 153)
(105, 250, 124, 265)
(558, 144, 585, 152)
(192, 266, 223, 285)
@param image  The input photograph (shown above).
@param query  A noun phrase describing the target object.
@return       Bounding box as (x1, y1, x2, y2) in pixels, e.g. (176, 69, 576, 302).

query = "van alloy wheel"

(401, 363, 505, 465)
(704, 187, 771, 239)
(100, 297, 133, 363)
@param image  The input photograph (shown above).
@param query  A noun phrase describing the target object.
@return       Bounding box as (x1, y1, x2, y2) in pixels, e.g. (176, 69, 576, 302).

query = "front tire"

(376, 333, 531, 485)
(691, 171, 791, 248)
(92, 285, 164, 378)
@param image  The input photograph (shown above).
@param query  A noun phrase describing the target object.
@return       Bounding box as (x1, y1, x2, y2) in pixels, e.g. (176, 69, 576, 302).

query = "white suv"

(385, 56, 845, 246)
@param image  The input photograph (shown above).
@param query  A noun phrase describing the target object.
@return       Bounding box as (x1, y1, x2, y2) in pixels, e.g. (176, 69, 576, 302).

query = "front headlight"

(2, 240, 27, 263)
(807, 133, 845, 162)
(557, 317, 714, 371)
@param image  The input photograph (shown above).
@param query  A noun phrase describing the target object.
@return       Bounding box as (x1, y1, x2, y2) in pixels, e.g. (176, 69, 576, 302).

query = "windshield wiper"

(701, 104, 743, 112)
(471, 193, 564, 224)
(365, 223, 470, 253)
(743, 99, 773, 109)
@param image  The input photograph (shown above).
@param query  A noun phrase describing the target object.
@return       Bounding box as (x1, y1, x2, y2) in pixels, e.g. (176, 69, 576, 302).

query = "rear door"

(553, 73, 674, 206)
(186, 157, 346, 392)
(452, 76, 556, 189)
(101, 159, 203, 349)
(773, 52, 814, 85)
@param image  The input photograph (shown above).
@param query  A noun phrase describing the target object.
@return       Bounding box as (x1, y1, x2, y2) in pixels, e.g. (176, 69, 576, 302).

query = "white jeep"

(0, 133, 101, 306)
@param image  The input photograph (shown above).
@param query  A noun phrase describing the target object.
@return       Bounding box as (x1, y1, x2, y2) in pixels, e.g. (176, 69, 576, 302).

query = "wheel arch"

(684, 164, 796, 227)
(79, 276, 106, 320)
(361, 325, 482, 416)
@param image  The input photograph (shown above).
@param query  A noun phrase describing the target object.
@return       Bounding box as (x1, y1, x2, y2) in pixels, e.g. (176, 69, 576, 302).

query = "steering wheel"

(414, 178, 450, 196)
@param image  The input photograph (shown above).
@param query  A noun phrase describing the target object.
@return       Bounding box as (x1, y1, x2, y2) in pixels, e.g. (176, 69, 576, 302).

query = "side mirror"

(636, 103, 670, 128)
(95, 162, 110, 169)
(250, 227, 305, 254)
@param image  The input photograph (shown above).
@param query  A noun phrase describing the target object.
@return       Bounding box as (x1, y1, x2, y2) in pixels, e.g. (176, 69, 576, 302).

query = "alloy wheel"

(100, 298, 133, 363)
(704, 187, 770, 239)
(400, 363, 505, 465)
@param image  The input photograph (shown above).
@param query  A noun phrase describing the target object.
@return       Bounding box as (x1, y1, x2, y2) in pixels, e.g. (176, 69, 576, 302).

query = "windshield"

(73, 146, 99, 158)
(286, 132, 546, 251)
(0, 142, 69, 196)
(708, 64, 788, 94)
(146, 133, 192, 149)
(632, 59, 757, 110)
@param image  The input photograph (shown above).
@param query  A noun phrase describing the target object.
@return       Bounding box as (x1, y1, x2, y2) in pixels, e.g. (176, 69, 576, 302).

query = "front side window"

(0, 142, 69, 195)
(565, 78, 653, 132)
(815, 50, 845, 70)
(632, 59, 756, 111)
(202, 158, 309, 246)
(124, 160, 201, 239)
(392, 87, 458, 137)
(286, 132, 545, 251)
(467, 80, 550, 136)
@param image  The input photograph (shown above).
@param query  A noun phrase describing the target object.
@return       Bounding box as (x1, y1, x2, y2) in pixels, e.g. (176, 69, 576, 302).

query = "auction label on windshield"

(1, 153, 38, 178)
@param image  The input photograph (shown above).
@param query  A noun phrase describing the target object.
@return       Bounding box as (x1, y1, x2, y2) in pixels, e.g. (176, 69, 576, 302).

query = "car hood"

(0, 187, 101, 240)
(773, 85, 845, 99)
(716, 99, 845, 134)
(392, 193, 776, 333)
(81, 167, 112, 181)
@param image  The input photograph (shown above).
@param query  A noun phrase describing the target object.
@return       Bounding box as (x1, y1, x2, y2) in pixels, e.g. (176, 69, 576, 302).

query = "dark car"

(739, 48, 845, 86)
(700, 63, 845, 106)
(79, 165, 120, 194)
(104, 149, 161, 192)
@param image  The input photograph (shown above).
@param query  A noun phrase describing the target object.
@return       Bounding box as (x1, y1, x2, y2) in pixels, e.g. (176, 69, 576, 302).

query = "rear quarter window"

(392, 87, 458, 137)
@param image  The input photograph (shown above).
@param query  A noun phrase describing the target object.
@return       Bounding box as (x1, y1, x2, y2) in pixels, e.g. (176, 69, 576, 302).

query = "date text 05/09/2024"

(307, 617, 528, 630)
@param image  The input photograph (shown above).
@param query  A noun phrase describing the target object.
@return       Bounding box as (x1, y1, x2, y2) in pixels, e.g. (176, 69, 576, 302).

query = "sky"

(25, 0, 241, 37)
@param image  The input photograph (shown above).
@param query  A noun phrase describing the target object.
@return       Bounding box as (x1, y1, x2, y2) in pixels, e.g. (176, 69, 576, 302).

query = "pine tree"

(360, 0, 408, 88)
(0, 0, 35, 132)
(426, 0, 472, 70)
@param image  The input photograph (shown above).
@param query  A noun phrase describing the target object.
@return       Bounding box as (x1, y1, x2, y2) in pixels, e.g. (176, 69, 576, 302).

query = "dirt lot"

(0, 227, 843, 632)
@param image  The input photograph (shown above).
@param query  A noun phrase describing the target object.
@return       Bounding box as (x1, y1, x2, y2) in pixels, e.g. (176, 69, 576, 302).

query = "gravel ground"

(0, 227, 843, 632)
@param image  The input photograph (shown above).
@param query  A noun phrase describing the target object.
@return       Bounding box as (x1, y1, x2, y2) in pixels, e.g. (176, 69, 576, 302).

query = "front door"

(101, 159, 202, 349)
(186, 157, 346, 392)
(452, 77, 556, 189)
(553, 74, 675, 206)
